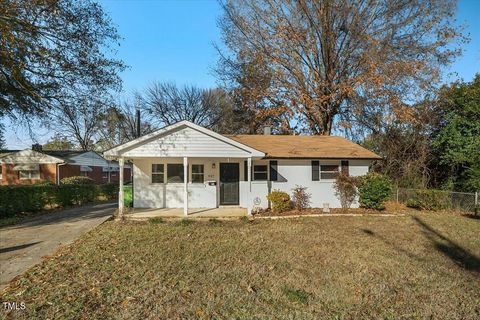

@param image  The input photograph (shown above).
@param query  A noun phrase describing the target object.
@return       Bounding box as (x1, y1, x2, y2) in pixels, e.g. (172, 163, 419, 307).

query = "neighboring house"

(0, 147, 131, 185)
(104, 121, 381, 215)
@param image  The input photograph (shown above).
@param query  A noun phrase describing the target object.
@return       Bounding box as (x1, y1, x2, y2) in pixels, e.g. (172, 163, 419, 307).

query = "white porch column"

(247, 157, 252, 216)
(183, 156, 188, 217)
(117, 157, 124, 220)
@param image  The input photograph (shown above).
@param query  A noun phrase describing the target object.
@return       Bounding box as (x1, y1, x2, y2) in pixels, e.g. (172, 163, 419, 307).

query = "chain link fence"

(394, 188, 479, 214)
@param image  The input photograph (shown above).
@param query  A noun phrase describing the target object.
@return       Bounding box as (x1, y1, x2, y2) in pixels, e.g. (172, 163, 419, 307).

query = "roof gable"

(0, 149, 64, 164)
(104, 121, 265, 158)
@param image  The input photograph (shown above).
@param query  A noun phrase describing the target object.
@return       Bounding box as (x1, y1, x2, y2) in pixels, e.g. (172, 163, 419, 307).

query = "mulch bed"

(254, 207, 400, 217)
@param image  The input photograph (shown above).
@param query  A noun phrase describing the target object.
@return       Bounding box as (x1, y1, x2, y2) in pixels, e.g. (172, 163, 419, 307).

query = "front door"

(220, 163, 240, 205)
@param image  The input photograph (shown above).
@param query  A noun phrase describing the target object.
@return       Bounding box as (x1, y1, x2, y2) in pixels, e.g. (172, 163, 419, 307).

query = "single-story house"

(0, 146, 131, 185)
(104, 120, 381, 216)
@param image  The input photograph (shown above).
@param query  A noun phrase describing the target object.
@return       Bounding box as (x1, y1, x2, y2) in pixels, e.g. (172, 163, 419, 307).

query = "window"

(320, 165, 339, 180)
(81, 171, 89, 177)
(191, 164, 204, 183)
(167, 164, 184, 183)
(19, 170, 40, 180)
(253, 165, 268, 180)
(102, 172, 109, 180)
(151, 164, 164, 183)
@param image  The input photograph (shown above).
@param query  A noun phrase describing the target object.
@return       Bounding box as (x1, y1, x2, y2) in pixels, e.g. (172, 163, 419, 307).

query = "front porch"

(126, 207, 248, 220)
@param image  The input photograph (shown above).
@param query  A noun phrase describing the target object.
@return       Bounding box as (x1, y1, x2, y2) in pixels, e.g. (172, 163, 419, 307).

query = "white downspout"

(56, 162, 67, 185)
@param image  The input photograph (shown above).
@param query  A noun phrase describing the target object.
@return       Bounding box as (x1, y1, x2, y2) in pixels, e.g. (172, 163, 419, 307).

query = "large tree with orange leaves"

(217, 0, 466, 135)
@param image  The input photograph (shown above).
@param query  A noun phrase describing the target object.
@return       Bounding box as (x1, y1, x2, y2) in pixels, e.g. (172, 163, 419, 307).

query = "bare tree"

(45, 92, 106, 151)
(218, 0, 466, 135)
(96, 97, 154, 150)
(141, 82, 234, 130)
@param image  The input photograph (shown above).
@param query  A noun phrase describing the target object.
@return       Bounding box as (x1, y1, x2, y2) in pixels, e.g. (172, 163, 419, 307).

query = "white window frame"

(19, 170, 40, 180)
(191, 164, 204, 183)
(151, 164, 164, 184)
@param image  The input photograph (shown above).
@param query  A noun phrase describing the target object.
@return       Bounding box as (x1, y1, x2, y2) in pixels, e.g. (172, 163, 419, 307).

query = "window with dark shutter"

(341, 160, 349, 176)
(312, 160, 319, 181)
(269, 160, 278, 181)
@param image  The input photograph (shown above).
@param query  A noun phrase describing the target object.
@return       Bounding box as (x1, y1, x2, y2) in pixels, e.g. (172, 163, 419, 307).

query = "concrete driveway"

(0, 202, 115, 290)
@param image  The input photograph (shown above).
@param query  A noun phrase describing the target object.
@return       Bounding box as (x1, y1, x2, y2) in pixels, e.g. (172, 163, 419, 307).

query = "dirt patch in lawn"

(1, 212, 479, 319)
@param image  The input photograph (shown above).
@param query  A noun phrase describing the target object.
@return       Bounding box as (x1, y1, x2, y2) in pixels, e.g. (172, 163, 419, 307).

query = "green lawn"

(1, 212, 479, 319)
(123, 185, 133, 207)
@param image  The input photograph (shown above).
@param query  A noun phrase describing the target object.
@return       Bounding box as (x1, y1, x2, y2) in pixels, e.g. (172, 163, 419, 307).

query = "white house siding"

(133, 157, 245, 208)
(68, 152, 128, 170)
(132, 156, 370, 209)
(68, 152, 108, 166)
(249, 159, 371, 210)
(123, 127, 254, 158)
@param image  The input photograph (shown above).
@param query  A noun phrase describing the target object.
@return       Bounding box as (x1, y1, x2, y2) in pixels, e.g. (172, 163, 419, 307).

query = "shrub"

(60, 176, 95, 185)
(97, 183, 119, 200)
(405, 189, 450, 211)
(56, 185, 95, 206)
(0, 185, 58, 217)
(334, 174, 359, 209)
(358, 173, 392, 210)
(267, 190, 291, 213)
(291, 185, 311, 210)
(34, 180, 55, 185)
(0, 181, 108, 218)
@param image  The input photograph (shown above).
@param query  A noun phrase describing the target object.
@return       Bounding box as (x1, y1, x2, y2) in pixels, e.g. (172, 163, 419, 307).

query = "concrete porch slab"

(126, 207, 248, 220)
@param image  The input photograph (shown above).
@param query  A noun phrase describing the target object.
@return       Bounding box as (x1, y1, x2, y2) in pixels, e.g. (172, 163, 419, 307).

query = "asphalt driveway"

(0, 203, 115, 290)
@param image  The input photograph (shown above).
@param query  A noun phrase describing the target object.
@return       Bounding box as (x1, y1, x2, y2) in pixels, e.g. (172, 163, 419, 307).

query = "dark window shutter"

(341, 160, 349, 176)
(312, 160, 319, 181)
(269, 160, 278, 181)
(244, 161, 248, 181)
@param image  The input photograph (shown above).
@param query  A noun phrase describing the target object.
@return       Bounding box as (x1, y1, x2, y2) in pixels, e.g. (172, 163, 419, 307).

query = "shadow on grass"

(360, 229, 426, 263)
(0, 241, 42, 254)
(412, 216, 480, 273)
(461, 213, 480, 220)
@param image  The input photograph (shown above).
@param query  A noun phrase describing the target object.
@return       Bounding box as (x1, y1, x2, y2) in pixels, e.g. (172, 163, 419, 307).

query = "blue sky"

(4, 0, 480, 148)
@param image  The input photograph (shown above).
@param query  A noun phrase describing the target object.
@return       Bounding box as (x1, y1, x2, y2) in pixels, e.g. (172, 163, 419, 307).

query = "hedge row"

(0, 183, 119, 218)
(405, 189, 450, 210)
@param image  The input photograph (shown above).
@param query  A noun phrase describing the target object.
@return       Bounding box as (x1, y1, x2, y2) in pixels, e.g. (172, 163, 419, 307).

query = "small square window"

(152, 164, 164, 183)
(253, 165, 268, 181)
(191, 164, 204, 183)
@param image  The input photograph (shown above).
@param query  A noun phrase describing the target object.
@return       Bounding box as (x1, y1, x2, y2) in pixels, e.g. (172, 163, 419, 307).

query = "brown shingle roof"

(227, 135, 381, 159)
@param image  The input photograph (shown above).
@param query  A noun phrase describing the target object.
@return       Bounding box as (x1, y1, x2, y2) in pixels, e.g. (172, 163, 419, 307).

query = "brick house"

(0, 147, 131, 185)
